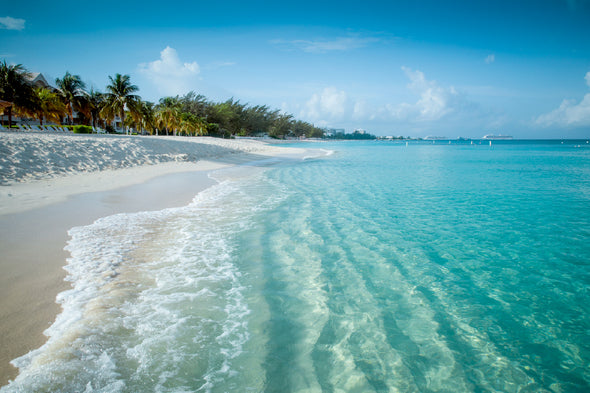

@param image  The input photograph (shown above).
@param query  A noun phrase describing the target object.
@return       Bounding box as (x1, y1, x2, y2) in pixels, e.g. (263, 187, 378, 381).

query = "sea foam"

(2, 167, 285, 393)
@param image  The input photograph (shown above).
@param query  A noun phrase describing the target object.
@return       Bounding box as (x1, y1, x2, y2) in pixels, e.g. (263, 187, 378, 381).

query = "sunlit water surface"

(3, 140, 589, 392)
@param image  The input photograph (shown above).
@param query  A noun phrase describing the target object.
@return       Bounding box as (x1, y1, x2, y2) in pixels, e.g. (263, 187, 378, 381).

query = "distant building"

(324, 128, 345, 136)
(27, 73, 53, 89)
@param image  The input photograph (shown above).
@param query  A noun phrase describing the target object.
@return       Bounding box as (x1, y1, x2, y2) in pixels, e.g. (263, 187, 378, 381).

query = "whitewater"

(2, 140, 589, 392)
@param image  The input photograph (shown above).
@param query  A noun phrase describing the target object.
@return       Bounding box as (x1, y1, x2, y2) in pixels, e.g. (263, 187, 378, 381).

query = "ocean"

(2, 140, 589, 392)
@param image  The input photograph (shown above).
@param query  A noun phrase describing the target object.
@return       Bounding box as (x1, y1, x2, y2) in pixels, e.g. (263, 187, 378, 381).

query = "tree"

(55, 72, 87, 125)
(32, 87, 66, 125)
(179, 112, 207, 136)
(128, 100, 156, 135)
(0, 60, 36, 127)
(178, 91, 209, 118)
(155, 97, 181, 135)
(102, 74, 140, 133)
(206, 99, 244, 136)
(85, 89, 105, 129)
(269, 113, 294, 138)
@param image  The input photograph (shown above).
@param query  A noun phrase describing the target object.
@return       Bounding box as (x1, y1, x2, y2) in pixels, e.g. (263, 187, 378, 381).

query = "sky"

(1, 0, 590, 138)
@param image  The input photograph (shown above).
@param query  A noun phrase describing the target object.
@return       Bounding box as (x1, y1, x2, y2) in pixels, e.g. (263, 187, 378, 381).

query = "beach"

(1, 138, 588, 392)
(0, 132, 307, 385)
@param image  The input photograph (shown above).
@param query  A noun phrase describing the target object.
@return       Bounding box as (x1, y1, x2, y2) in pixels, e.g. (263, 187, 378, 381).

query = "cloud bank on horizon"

(536, 72, 590, 128)
(297, 66, 473, 134)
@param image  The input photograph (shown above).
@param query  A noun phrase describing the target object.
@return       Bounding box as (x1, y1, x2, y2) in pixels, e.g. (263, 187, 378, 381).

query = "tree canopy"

(55, 72, 87, 125)
(0, 61, 37, 127)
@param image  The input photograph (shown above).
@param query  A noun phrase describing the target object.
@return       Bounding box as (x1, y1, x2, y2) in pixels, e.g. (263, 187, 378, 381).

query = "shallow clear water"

(3, 140, 590, 392)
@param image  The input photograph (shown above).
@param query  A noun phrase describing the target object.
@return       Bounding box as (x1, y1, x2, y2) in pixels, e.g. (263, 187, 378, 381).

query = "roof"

(0, 100, 12, 115)
(26, 73, 52, 89)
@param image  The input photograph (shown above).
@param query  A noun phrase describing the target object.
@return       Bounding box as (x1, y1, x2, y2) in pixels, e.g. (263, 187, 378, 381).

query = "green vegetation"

(73, 125, 93, 134)
(0, 60, 36, 128)
(55, 72, 87, 125)
(0, 59, 325, 139)
(326, 130, 377, 140)
(33, 87, 66, 126)
(102, 73, 140, 133)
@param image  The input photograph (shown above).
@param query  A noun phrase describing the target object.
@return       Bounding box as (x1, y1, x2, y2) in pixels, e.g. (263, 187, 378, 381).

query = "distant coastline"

(482, 134, 513, 140)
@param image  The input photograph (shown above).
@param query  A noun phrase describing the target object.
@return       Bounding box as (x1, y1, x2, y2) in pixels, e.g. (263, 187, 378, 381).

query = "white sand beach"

(0, 132, 309, 385)
(0, 133, 303, 215)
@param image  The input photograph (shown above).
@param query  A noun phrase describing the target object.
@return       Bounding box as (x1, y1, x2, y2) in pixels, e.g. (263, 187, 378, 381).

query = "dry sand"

(0, 132, 309, 385)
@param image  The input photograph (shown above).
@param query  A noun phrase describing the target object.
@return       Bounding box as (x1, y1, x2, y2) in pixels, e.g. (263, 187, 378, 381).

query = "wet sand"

(0, 167, 220, 385)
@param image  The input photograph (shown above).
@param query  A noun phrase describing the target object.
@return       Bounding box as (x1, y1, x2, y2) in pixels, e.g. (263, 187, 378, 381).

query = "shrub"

(105, 125, 116, 134)
(73, 125, 93, 134)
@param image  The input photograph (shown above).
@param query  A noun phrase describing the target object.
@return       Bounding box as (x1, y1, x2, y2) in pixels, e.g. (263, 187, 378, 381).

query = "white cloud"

(536, 71, 590, 127)
(392, 67, 459, 121)
(138, 46, 200, 96)
(301, 87, 349, 122)
(0, 16, 25, 31)
(295, 69, 476, 133)
(485, 54, 495, 64)
(272, 36, 379, 53)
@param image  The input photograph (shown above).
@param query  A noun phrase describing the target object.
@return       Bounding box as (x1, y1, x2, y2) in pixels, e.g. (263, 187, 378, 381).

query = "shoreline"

(0, 134, 314, 386)
(0, 166, 221, 385)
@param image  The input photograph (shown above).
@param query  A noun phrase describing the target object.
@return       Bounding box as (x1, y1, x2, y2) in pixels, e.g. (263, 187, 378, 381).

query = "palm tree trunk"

(120, 109, 125, 134)
(7, 106, 12, 129)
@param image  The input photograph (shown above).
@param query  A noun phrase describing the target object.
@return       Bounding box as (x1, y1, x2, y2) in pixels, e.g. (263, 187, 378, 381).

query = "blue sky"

(2, 0, 590, 137)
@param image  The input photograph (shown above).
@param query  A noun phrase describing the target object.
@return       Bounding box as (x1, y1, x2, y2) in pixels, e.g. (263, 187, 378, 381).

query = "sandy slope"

(0, 133, 300, 215)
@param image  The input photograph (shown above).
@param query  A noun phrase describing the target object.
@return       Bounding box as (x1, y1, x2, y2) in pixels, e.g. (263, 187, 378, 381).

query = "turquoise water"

(3, 140, 590, 392)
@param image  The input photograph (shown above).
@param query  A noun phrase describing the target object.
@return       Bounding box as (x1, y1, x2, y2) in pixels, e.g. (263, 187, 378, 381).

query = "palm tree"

(102, 74, 140, 134)
(138, 101, 156, 135)
(55, 72, 87, 125)
(155, 97, 181, 136)
(0, 60, 36, 128)
(33, 87, 66, 126)
(179, 112, 207, 136)
(85, 89, 105, 129)
(127, 100, 156, 135)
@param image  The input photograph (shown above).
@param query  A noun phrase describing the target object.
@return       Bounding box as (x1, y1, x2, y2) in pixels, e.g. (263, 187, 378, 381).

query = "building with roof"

(27, 73, 53, 89)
